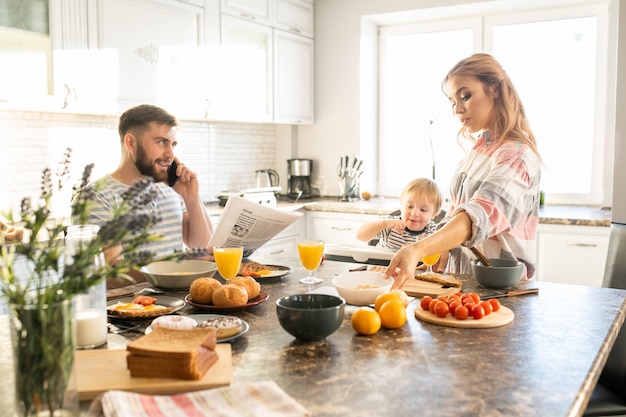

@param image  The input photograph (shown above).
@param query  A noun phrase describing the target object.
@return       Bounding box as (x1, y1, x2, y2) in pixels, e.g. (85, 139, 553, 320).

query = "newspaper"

(208, 196, 303, 258)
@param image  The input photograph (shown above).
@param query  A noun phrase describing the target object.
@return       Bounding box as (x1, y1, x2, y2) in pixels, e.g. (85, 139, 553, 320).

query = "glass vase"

(9, 299, 79, 417)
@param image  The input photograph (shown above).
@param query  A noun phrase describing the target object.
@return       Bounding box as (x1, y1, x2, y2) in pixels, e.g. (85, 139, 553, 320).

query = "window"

(377, 3, 609, 205)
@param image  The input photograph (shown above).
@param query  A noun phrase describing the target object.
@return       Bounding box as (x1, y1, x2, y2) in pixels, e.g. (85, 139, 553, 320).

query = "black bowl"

(276, 294, 345, 341)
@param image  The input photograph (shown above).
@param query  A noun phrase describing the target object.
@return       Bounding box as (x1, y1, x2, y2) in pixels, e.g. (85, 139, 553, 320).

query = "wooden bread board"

(400, 278, 461, 298)
(76, 344, 232, 401)
(414, 305, 514, 328)
(366, 266, 461, 298)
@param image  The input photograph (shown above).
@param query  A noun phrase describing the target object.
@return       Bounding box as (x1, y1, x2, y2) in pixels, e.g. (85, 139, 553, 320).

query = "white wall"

(0, 109, 278, 218)
(302, 0, 620, 204)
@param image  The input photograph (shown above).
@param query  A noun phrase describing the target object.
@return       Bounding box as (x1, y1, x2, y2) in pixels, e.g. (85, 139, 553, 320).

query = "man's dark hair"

(118, 104, 178, 141)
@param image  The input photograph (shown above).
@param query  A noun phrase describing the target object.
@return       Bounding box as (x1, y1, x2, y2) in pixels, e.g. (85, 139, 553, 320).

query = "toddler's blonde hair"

(401, 178, 442, 216)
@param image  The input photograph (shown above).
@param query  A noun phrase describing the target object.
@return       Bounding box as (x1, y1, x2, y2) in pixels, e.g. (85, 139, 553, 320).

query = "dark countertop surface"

(206, 197, 612, 227)
(90, 256, 626, 417)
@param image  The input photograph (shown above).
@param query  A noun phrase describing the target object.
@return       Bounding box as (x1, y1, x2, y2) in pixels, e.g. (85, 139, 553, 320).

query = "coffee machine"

(287, 159, 312, 199)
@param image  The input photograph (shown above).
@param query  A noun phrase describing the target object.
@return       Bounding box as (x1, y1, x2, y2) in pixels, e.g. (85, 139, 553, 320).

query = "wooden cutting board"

(76, 344, 232, 401)
(400, 278, 461, 298)
(414, 305, 514, 328)
(366, 266, 461, 297)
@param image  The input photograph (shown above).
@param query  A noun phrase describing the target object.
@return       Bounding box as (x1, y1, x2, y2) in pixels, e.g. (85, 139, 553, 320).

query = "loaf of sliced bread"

(127, 346, 219, 380)
(126, 327, 217, 360)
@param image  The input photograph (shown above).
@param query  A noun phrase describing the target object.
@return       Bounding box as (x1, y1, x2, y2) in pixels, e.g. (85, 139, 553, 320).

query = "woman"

(387, 53, 541, 289)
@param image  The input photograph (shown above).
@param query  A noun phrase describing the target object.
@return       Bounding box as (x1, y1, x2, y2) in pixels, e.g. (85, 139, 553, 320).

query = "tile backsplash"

(0, 109, 278, 218)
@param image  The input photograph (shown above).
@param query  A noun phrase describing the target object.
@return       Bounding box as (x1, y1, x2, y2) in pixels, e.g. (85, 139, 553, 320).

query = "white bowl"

(332, 271, 394, 306)
(141, 260, 218, 290)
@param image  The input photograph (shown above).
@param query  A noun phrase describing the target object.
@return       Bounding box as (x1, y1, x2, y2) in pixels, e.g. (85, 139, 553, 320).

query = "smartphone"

(167, 161, 179, 187)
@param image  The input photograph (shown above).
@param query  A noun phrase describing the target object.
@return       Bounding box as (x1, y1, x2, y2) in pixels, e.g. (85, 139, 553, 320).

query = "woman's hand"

(384, 244, 422, 289)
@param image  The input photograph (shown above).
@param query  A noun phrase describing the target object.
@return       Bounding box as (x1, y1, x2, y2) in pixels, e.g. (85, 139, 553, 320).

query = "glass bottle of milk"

(65, 225, 108, 349)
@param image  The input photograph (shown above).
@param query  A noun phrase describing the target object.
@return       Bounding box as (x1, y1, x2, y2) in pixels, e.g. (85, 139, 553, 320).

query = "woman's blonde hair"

(401, 178, 442, 215)
(443, 53, 540, 158)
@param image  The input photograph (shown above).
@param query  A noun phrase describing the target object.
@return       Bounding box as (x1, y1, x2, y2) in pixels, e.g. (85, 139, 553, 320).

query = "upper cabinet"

(221, 0, 271, 25)
(17, 0, 313, 124)
(274, 0, 314, 38)
(50, 0, 213, 116)
(273, 29, 313, 124)
(218, 0, 314, 124)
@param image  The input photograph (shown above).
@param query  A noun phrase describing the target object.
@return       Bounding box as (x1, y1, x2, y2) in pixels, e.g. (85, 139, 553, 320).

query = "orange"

(351, 307, 382, 335)
(389, 288, 410, 307)
(379, 300, 407, 329)
(374, 292, 402, 312)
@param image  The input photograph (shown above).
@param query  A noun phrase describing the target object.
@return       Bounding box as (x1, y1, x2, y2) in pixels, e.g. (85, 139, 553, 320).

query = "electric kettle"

(255, 169, 280, 188)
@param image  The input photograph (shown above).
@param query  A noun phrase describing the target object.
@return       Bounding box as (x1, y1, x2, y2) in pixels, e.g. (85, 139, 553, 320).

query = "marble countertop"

(81, 256, 626, 416)
(206, 197, 612, 227)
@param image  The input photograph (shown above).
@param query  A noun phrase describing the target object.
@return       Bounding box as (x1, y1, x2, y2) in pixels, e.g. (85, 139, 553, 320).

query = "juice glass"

(214, 246, 244, 280)
(297, 239, 324, 284)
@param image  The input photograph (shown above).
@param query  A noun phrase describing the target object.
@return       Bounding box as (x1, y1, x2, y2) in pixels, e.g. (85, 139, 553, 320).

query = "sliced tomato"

(132, 295, 156, 306)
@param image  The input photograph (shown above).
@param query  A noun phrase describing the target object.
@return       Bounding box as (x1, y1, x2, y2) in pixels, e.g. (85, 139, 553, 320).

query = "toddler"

(356, 178, 442, 250)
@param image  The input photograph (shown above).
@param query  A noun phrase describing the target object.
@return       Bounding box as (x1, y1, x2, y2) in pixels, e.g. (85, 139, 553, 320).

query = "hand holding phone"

(167, 161, 179, 187)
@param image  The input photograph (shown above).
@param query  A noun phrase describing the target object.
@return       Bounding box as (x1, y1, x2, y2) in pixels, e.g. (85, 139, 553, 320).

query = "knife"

(481, 287, 539, 300)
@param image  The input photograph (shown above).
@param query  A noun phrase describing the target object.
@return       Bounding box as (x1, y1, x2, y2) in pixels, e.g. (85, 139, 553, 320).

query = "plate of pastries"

(185, 276, 269, 312)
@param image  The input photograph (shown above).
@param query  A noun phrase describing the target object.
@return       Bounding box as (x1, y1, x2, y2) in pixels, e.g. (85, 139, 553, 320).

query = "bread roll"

(190, 277, 222, 304)
(229, 276, 261, 299)
(212, 284, 248, 307)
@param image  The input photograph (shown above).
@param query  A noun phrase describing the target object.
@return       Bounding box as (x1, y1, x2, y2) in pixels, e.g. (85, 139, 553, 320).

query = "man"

(74, 104, 213, 287)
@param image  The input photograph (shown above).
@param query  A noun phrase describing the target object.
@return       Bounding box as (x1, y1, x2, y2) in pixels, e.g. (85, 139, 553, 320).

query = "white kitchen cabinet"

(306, 212, 380, 245)
(50, 0, 215, 115)
(274, 0, 314, 38)
(219, 0, 314, 124)
(273, 29, 314, 124)
(253, 214, 304, 257)
(220, 0, 271, 25)
(536, 224, 610, 287)
(216, 15, 273, 122)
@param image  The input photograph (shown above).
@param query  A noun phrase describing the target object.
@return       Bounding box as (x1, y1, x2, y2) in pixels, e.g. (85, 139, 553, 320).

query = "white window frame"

(375, 1, 611, 206)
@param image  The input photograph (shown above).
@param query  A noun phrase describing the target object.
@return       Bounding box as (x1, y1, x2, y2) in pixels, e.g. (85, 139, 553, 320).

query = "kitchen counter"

(206, 197, 612, 227)
(2, 257, 621, 416)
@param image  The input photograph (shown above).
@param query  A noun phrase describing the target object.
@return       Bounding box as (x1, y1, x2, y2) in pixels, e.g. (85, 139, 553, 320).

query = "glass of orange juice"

(297, 239, 325, 284)
(213, 246, 244, 280)
(420, 253, 441, 276)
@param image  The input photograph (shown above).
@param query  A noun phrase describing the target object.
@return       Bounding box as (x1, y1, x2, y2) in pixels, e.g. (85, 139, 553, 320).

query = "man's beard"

(135, 144, 168, 183)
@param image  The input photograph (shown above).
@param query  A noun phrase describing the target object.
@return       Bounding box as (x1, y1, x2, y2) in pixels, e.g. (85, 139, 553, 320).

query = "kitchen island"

(2, 256, 625, 417)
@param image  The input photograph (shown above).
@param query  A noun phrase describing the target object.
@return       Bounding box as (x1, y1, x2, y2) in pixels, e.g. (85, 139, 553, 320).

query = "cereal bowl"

(141, 260, 217, 290)
(332, 271, 394, 306)
(276, 294, 345, 341)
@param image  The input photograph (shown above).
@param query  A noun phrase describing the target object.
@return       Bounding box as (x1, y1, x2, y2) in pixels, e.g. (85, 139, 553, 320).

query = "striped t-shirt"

(74, 175, 186, 258)
(440, 133, 541, 279)
(375, 216, 437, 251)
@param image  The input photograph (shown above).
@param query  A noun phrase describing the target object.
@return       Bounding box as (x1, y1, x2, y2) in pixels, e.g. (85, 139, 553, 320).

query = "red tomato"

(469, 293, 481, 304)
(447, 295, 462, 305)
(433, 301, 450, 318)
(471, 304, 485, 320)
(448, 300, 462, 314)
(428, 298, 439, 314)
(480, 300, 493, 316)
(420, 296, 433, 311)
(454, 305, 469, 320)
(489, 298, 501, 312)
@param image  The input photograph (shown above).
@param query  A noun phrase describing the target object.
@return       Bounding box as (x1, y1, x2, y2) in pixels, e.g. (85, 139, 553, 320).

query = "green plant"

(0, 147, 204, 306)
(0, 148, 205, 416)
